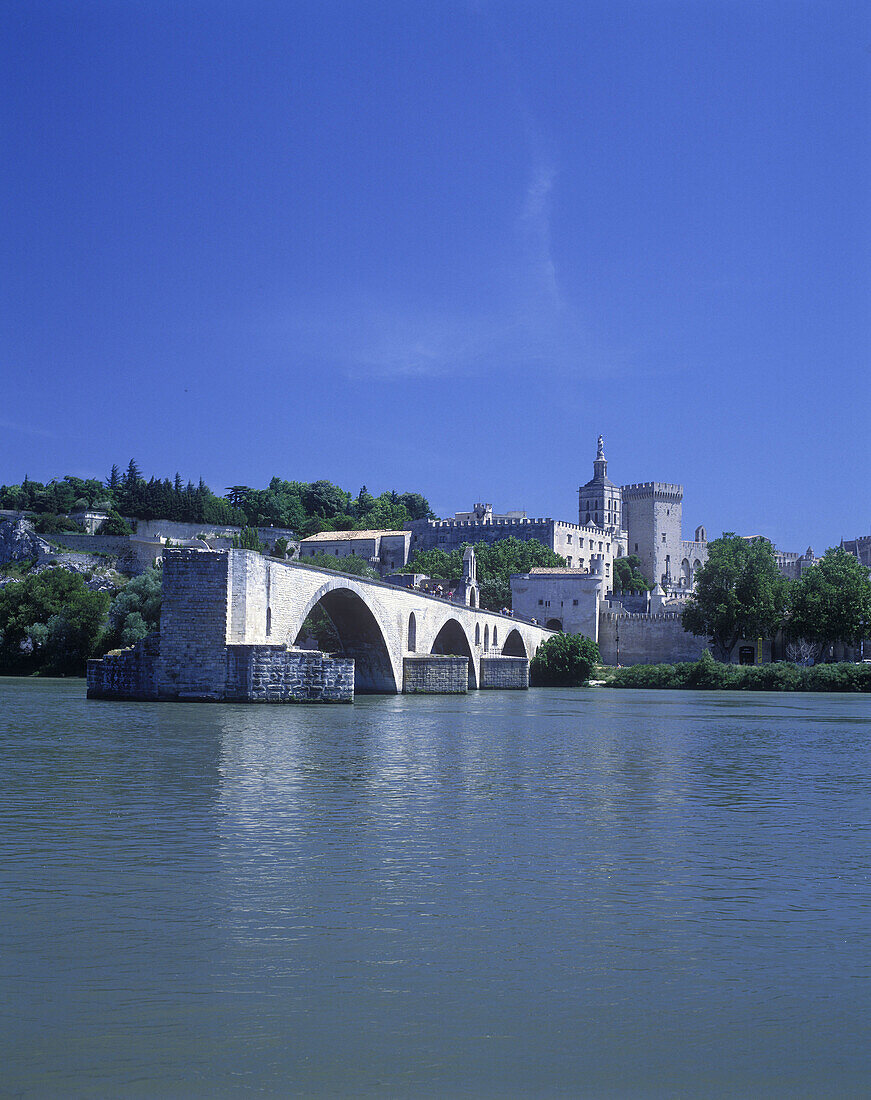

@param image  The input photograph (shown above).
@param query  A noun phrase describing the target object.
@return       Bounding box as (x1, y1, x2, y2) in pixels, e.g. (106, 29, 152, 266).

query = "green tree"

(0, 568, 109, 675)
(401, 537, 566, 611)
(786, 547, 871, 662)
(530, 633, 600, 686)
(232, 526, 265, 553)
(396, 492, 433, 521)
(613, 554, 649, 591)
(104, 566, 163, 650)
(225, 485, 253, 508)
(682, 534, 787, 662)
(106, 464, 121, 496)
(98, 509, 133, 536)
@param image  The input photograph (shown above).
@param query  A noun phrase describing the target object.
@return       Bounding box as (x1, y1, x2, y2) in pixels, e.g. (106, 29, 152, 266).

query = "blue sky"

(2, 0, 869, 551)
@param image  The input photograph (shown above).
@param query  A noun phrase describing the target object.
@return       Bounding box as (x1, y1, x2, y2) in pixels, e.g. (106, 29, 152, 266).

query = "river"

(2, 679, 870, 1097)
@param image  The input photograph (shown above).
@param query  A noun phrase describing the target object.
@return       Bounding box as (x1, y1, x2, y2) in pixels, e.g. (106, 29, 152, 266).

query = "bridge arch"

(291, 585, 399, 694)
(430, 617, 478, 688)
(545, 618, 563, 632)
(502, 628, 527, 657)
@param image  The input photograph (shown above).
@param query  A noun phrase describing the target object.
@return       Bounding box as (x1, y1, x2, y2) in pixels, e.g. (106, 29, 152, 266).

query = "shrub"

(102, 566, 162, 651)
(530, 633, 600, 686)
(33, 513, 83, 535)
(97, 509, 133, 536)
(608, 657, 871, 693)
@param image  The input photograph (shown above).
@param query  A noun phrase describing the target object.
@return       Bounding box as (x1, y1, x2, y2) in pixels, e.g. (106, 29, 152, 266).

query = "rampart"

(598, 611, 708, 665)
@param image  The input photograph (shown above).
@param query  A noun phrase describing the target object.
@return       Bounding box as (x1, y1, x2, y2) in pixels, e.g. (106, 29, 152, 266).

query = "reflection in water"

(2, 680, 871, 1096)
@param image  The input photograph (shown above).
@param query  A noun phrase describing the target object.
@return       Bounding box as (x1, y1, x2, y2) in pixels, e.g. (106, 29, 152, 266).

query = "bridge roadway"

(218, 549, 558, 692)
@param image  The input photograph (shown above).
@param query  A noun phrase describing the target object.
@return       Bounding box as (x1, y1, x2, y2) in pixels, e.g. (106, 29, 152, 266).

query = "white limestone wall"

(510, 572, 604, 640)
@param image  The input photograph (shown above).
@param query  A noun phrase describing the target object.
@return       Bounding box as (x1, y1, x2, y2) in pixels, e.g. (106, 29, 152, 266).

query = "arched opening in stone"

(469, 589, 478, 608)
(475, 623, 480, 646)
(492, 626, 498, 648)
(266, 607, 272, 636)
(545, 618, 563, 632)
(484, 624, 489, 651)
(692, 559, 702, 584)
(291, 588, 398, 694)
(681, 558, 691, 587)
(430, 618, 477, 688)
(502, 629, 527, 657)
(408, 612, 416, 652)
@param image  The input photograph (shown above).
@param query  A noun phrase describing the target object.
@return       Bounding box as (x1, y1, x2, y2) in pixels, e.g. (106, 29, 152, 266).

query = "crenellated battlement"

(621, 482, 683, 498)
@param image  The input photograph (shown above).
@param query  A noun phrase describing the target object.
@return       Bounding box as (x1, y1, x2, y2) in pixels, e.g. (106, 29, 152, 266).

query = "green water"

(2, 679, 870, 1097)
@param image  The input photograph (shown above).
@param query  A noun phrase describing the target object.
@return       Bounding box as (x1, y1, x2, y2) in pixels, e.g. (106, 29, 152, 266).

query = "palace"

(408, 436, 710, 596)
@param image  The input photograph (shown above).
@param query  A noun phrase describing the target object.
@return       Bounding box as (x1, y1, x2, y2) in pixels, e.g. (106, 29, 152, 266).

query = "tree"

(225, 485, 253, 508)
(401, 537, 566, 611)
(613, 555, 649, 591)
(682, 534, 787, 662)
(232, 526, 265, 553)
(123, 458, 142, 488)
(0, 568, 109, 675)
(786, 547, 871, 662)
(530, 633, 600, 686)
(396, 492, 433, 521)
(98, 509, 133, 536)
(303, 480, 352, 520)
(104, 566, 163, 650)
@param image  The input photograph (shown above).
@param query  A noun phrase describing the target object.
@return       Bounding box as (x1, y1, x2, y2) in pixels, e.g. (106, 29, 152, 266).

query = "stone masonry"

(402, 655, 468, 694)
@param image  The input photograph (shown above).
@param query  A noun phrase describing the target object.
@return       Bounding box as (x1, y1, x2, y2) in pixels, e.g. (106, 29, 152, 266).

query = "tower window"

(662, 534, 666, 543)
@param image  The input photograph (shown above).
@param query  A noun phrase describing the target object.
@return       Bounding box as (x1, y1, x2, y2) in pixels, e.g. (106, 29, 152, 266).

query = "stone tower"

(578, 436, 627, 553)
(621, 481, 684, 591)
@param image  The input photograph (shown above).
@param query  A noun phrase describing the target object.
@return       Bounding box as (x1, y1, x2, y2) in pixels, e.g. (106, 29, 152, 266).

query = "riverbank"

(602, 655, 871, 692)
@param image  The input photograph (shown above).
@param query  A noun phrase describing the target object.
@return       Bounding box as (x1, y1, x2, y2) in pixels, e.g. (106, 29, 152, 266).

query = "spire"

(593, 434, 607, 480)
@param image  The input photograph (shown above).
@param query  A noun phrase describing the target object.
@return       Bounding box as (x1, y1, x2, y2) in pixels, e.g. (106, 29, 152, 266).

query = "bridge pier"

(479, 656, 530, 689)
(402, 655, 468, 694)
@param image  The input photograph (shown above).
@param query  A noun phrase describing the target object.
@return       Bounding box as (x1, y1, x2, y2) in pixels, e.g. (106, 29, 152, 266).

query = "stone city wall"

(44, 533, 131, 556)
(598, 611, 708, 666)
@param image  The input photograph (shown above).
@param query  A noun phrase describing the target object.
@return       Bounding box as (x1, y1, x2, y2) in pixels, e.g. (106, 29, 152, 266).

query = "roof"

(528, 567, 592, 575)
(300, 529, 409, 543)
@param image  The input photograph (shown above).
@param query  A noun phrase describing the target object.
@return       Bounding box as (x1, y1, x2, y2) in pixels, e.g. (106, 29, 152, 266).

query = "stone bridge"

(89, 548, 557, 701)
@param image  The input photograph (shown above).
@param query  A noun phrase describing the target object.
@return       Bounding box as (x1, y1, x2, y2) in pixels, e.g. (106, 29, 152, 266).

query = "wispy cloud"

(0, 417, 57, 439)
(254, 161, 601, 382)
(520, 162, 560, 308)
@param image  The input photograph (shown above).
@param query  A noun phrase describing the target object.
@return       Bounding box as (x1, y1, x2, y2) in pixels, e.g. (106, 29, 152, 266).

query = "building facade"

(298, 529, 413, 577)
